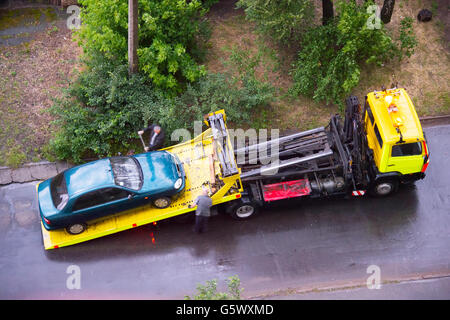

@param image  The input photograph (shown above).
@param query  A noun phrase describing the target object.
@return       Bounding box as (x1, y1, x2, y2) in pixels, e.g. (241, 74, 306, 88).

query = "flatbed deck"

(40, 111, 242, 249)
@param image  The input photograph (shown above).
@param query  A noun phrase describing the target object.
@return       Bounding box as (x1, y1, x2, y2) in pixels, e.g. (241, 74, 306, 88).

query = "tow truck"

(39, 87, 429, 249)
(227, 87, 429, 219)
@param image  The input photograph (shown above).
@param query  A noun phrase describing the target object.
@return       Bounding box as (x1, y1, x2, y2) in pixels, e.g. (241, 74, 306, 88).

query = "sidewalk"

(262, 276, 450, 300)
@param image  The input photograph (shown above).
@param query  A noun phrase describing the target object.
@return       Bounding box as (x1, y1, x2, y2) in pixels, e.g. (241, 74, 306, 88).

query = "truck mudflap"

(262, 179, 311, 202)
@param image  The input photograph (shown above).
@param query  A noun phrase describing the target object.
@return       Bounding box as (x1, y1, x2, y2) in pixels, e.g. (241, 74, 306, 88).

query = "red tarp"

(262, 179, 311, 202)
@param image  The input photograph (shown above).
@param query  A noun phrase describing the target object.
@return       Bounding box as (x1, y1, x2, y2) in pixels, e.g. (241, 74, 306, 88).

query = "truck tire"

(369, 179, 398, 197)
(227, 200, 260, 220)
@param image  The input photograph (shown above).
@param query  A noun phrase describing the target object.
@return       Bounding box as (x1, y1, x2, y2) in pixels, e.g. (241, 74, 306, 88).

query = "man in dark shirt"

(188, 187, 213, 234)
(138, 123, 165, 152)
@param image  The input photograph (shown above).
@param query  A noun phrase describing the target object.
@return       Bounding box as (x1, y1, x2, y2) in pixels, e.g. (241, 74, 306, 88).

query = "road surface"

(0, 125, 449, 299)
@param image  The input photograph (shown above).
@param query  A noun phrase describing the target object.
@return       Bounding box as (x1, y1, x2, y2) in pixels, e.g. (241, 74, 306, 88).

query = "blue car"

(38, 151, 185, 234)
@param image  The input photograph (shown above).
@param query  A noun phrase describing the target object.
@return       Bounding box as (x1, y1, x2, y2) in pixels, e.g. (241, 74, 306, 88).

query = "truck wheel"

(66, 223, 87, 235)
(153, 197, 171, 209)
(369, 179, 398, 197)
(228, 200, 259, 220)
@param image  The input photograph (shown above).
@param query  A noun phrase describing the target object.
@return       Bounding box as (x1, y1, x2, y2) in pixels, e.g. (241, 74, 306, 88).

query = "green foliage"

(185, 275, 243, 300)
(77, 0, 209, 93)
(291, 0, 400, 108)
(3, 142, 27, 168)
(48, 56, 158, 162)
(48, 53, 274, 163)
(236, 0, 314, 45)
(398, 17, 417, 58)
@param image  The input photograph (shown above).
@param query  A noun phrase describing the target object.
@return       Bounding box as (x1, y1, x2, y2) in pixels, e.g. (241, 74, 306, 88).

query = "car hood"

(133, 151, 181, 193)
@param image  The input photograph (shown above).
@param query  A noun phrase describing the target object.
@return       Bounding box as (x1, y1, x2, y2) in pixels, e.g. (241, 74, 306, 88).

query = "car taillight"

(43, 217, 51, 225)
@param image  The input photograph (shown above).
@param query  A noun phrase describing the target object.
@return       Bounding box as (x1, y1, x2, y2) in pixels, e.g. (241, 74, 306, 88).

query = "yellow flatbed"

(40, 111, 242, 249)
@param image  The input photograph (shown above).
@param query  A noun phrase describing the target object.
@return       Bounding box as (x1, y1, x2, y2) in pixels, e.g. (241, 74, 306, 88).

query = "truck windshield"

(391, 142, 422, 157)
(50, 172, 69, 211)
(110, 157, 143, 190)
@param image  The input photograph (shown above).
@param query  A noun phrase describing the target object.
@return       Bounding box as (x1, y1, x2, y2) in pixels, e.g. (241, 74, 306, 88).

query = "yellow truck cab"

(363, 88, 429, 194)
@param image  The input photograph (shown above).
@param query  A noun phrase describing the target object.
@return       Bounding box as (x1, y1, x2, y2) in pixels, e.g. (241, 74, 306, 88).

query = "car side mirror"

(127, 194, 134, 200)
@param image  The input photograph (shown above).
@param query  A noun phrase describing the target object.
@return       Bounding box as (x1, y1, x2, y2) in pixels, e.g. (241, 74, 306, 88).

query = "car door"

(71, 188, 132, 223)
(386, 141, 424, 174)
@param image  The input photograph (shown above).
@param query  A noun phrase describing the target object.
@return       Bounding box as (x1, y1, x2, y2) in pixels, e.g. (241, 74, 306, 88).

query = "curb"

(1, 115, 449, 186)
(0, 161, 73, 186)
(418, 114, 450, 127)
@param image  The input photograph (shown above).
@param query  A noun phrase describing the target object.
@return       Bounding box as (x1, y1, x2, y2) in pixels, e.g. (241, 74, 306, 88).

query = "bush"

(185, 275, 243, 300)
(48, 55, 274, 163)
(77, 0, 209, 93)
(398, 17, 417, 58)
(48, 57, 161, 162)
(236, 0, 314, 45)
(290, 1, 401, 108)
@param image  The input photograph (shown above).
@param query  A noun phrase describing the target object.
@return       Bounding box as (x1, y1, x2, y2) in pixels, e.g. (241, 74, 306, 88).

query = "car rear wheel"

(66, 223, 87, 235)
(153, 197, 171, 209)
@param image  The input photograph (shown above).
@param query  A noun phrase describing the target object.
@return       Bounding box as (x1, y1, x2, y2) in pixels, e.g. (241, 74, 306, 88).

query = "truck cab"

(363, 88, 429, 190)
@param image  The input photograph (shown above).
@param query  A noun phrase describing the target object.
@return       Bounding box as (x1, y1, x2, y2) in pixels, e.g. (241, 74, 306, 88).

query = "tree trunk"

(380, 0, 395, 24)
(322, 0, 334, 25)
(128, 0, 139, 75)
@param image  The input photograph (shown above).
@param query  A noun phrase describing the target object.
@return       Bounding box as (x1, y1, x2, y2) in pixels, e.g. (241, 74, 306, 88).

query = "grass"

(0, 1, 448, 167)
(204, 11, 332, 132)
(0, 8, 81, 167)
(205, 0, 450, 132)
(353, 0, 450, 116)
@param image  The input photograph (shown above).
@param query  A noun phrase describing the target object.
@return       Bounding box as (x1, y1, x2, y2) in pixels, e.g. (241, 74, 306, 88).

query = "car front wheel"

(369, 179, 398, 197)
(153, 197, 171, 209)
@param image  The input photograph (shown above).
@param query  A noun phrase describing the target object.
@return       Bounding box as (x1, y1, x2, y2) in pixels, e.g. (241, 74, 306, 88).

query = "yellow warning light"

(384, 95, 393, 105)
(393, 117, 403, 127)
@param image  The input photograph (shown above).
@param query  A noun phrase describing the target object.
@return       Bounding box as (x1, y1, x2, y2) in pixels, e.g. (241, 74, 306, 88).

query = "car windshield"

(110, 157, 143, 190)
(50, 172, 69, 211)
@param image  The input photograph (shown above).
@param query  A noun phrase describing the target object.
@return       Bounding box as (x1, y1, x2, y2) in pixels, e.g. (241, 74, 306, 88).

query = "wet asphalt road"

(0, 125, 449, 299)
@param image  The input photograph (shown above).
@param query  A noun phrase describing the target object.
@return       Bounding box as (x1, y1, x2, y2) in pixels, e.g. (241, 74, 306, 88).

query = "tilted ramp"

(40, 110, 243, 249)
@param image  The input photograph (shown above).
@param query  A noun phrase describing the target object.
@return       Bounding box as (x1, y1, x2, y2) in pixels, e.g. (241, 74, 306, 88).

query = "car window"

(72, 188, 130, 212)
(391, 142, 422, 157)
(110, 157, 143, 190)
(50, 172, 69, 211)
(102, 187, 130, 202)
(72, 190, 105, 211)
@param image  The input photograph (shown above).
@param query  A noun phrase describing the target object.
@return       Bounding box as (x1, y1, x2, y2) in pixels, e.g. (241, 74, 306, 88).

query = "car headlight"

(174, 178, 183, 189)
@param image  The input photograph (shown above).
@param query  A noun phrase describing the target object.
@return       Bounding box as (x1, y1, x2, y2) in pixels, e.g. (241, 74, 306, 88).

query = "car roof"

(64, 158, 115, 197)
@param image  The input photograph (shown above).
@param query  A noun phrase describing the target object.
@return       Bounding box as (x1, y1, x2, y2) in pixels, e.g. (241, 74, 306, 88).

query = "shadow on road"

(43, 183, 419, 263)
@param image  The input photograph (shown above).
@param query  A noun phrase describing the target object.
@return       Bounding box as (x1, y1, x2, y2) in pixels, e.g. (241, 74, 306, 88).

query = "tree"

(236, 0, 314, 44)
(128, 0, 138, 74)
(380, 0, 395, 24)
(322, 0, 334, 25)
(77, 0, 208, 93)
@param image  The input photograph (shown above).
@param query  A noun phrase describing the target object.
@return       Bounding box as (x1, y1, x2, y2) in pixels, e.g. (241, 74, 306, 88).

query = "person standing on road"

(188, 186, 213, 234)
(138, 123, 165, 152)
